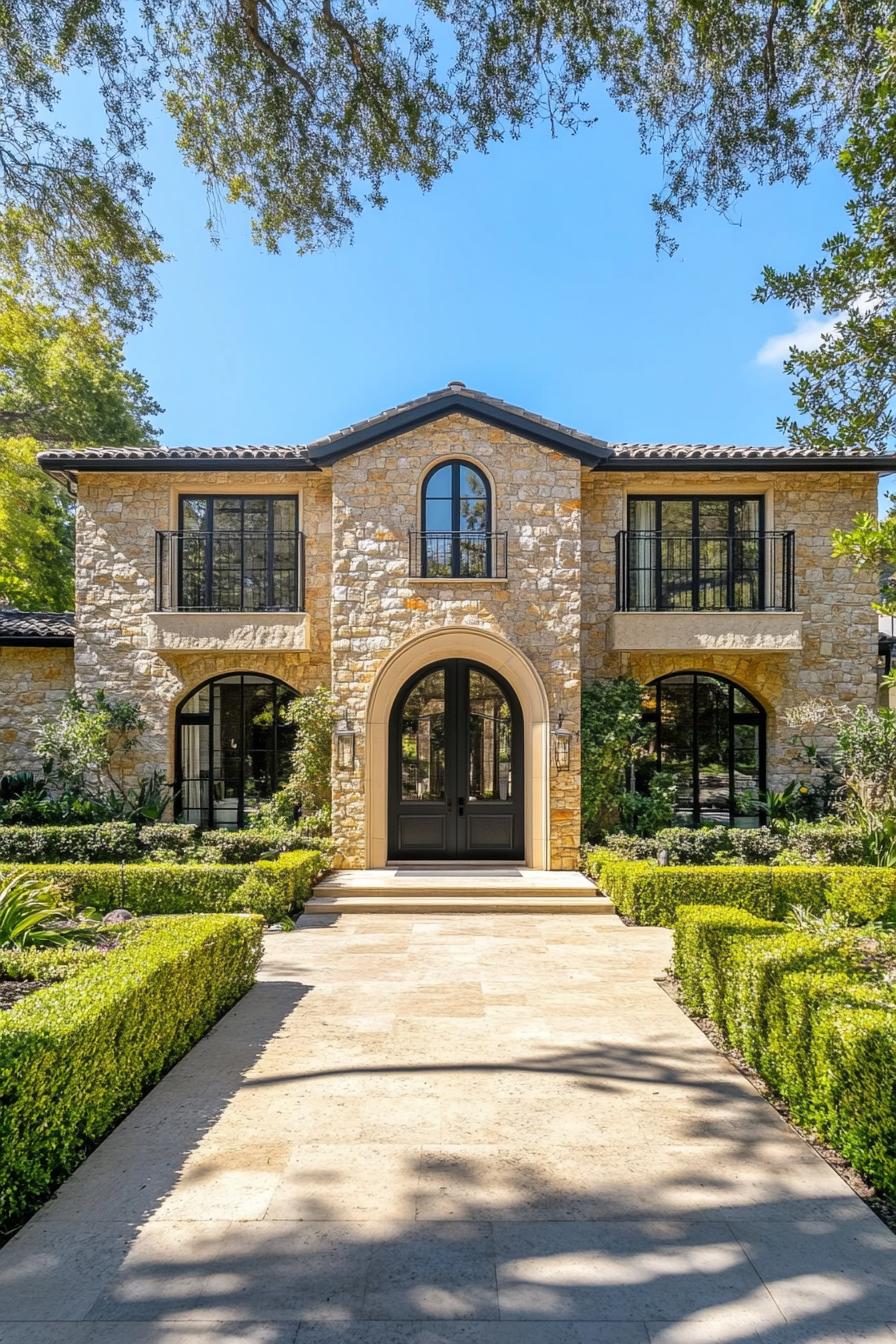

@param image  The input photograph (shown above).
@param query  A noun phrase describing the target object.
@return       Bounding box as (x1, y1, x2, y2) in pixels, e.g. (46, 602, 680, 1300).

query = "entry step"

(306, 867, 617, 915)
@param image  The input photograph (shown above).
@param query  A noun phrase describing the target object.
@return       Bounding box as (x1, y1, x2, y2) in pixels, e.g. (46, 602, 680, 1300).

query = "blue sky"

(120, 87, 847, 455)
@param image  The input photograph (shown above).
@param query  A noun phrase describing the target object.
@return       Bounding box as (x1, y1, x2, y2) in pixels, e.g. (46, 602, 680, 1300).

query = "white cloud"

(755, 313, 842, 367)
(756, 294, 876, 368)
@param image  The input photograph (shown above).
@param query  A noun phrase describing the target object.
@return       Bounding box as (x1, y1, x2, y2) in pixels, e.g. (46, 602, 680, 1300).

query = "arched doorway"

(388, 659, 524, 860)
(175, 672, 297, 829)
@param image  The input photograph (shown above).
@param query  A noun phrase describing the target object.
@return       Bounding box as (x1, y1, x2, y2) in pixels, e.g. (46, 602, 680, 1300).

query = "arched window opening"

(420, 460, 493, 577)
(639, 672, 766, 827)
(176, 673, 297, 829)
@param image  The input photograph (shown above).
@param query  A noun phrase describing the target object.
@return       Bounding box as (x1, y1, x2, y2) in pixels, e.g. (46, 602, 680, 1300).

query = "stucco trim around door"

(365, 625, 551, 869)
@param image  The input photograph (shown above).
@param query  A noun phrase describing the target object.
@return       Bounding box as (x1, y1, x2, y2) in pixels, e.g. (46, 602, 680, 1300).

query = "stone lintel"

(607, 610, 804, 653)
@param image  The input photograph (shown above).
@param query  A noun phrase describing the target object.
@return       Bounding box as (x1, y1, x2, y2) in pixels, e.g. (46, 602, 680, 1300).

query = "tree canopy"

(0, 1, 892, 448)
(0, 280, 160, 610)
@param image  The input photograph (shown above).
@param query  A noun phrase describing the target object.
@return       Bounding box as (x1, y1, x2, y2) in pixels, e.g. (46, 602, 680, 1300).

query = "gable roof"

(0, 609, 75, 646)
(36, 382, 895, 482)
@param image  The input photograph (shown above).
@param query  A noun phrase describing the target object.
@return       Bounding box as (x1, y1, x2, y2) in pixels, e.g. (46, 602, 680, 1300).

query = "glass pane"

(658, 675, 695, 820)
(697, 498, 728, 534)
(695, 676, 730, 822)
(425, 464, 452, 498)
(273, 497, 296, 532)
(659, 534, 693, 609)
(459, 533, 488, 578)
(178, 721, 209, 826)
(213, 498, 243, 532)
(458, 466, 488, 533)
(660, 499, 691, 533)
(733, 720, 761, 821)
(732, 686, 759, 714)
(400, 669, 446, 801)
(181, 497, 208, 531)
(628, 498, 656, 532)
(424, 497, 452, 533)
(243, 498, 268, 530)
(732, 498, 761, 534)
(467, 670, 512, 801)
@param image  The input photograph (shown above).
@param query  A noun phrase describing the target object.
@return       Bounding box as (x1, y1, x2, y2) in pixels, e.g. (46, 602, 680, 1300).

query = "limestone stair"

(305, 866, 616, 915)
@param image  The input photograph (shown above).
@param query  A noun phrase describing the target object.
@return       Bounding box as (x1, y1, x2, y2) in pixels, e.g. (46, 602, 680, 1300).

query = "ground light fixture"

(335, 719, 355, 770)
(552, 711, 577, 771)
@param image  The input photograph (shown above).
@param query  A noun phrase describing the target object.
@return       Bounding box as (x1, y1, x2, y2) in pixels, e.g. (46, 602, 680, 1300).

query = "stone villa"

(0, 383, 888, 871)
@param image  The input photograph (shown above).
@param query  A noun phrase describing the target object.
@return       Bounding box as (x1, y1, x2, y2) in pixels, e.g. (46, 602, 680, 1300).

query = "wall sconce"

(335, 719, 355, 770)
(552, 711, 577, 772)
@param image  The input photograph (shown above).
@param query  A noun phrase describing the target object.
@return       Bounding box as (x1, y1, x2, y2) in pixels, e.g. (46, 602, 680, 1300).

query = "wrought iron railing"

(408, 530, 508, 579)
(614, 530, 795, 612)
(155, 529, 305, 612)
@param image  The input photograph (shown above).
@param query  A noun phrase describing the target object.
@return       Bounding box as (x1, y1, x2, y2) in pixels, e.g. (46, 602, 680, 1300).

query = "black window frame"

(420, 460, 493, 578)
(626, 493, 766, 612)
(174, 672, 297, 829)
(177, 493, 300, 612)
(641, 670, 767, 827)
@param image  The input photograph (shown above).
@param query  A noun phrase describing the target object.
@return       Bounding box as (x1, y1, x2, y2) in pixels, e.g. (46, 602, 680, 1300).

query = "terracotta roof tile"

(0, 609, 75, 643)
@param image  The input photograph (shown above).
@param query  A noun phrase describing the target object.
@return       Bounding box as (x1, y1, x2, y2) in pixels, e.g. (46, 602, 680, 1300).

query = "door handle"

(458, 796, 465, 816)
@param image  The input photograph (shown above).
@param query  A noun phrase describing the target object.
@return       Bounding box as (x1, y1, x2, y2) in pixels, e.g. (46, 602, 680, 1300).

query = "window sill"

(146, 610, 310, 653)
(607, 610, 803, 653)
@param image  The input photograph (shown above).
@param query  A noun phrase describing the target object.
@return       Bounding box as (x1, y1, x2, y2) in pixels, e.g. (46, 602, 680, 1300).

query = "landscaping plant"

(0, 870, 99, 949)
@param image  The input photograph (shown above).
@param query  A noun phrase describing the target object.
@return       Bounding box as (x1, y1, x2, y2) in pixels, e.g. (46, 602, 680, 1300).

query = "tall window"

(421, 460, 491, 577)
(178, 495, 300, 611)
(176, 674, 297, 829)
(626, 495, 765, 611)
(639, 672, 765, 827)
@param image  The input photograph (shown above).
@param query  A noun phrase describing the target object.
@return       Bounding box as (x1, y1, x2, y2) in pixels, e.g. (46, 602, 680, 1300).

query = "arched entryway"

(365, 626, 551, 869)
(388, 659, 524, 860)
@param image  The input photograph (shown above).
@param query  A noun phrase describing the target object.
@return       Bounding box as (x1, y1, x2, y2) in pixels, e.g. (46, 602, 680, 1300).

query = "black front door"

(388, 659, 524, 860)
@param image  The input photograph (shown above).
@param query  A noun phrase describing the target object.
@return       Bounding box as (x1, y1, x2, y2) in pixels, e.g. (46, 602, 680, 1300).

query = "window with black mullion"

(178, 495, 297, 611)
(628, 495, 763, 612)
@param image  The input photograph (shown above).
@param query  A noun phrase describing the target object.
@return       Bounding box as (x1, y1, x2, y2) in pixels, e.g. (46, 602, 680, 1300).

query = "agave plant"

(0, 871, 100, 950)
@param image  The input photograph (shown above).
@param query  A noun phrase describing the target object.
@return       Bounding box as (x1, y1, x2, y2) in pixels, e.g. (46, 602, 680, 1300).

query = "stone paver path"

(2, 914, 896, 1344)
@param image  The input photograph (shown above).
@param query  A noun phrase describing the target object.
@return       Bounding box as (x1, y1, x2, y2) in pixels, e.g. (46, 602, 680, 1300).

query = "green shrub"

(672, 905, 896, 1195)
(786, 820, 867, 866)
(726, 827, 784, 865)
(0, 821, 140, 864)
(597, 834, 660, 861)
(653, 826, 732, 865)
(137, 822, 199, 859)
(595, 859, 850, 925)
(826, 868, 896, 923)
(0, 943, 106, 983)
(199, 831, 276, 864)
(0, 912, 262, 1228)
(0, 848, 326, 922)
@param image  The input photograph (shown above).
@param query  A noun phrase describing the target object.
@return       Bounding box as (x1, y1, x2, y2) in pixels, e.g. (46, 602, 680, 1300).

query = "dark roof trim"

(0, 633, 74, 647)
(307, 391, 612, 466)
(38, 457, 320, 486)
(598, 456, 892, 473)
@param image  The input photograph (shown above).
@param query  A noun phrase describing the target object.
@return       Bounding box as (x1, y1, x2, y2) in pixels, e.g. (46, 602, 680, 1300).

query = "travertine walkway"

(1, 913, 896, 1343)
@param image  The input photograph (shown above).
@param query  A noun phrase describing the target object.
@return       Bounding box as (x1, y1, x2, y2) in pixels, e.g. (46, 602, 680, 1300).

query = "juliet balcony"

(146, 528, 310, 653)
(609, 529, 803, 653)
(408, 530, 508, 580)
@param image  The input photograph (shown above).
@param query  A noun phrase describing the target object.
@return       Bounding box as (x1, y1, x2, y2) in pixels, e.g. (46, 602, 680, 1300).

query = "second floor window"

(177, 495, 300, 611)
(421, 460, 491, 577)
(621, 494, 793, 612)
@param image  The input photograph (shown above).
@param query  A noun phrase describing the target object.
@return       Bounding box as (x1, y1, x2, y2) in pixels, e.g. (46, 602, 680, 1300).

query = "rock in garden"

(102, 909, 135, 924)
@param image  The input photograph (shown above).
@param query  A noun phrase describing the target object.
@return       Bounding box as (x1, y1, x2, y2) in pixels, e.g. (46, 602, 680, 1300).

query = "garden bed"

(0, 912, 263, 1230)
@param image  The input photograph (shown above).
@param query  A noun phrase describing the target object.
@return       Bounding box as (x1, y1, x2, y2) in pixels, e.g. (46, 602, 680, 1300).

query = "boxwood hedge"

(589, 855, 896, 927)
(0, 848, 325, 923)
(0, 912, 263, 1228)
(0, 822, 140, 864)
(673, 905, 896, 1197)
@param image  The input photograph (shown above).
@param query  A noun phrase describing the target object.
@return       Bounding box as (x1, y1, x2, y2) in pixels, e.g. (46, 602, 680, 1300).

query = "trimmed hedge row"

(673, 905, 896, 1197)
(589, 854, 896, 926)
(0, 849, 326, 923)
(0, 822, 141, 864)
(0, 912, 263, 1228)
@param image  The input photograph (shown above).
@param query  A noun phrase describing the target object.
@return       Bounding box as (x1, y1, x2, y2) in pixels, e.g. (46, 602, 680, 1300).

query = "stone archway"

(366, 626, 551, 868)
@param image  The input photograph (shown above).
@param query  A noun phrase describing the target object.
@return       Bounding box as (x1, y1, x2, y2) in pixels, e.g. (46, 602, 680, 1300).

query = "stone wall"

(74, 469, 332, 785)
(0, 646, 74, 774)
(330, 413, 582, 869)
(581, 469, 881, 789)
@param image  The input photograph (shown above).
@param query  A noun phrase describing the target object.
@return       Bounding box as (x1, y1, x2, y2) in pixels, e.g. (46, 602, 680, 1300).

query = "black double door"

(388, 659, 524, 860)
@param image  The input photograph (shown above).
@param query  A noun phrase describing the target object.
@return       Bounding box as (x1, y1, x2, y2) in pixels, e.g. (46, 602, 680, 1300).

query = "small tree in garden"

(36, 691, 148, 810)
(581, 677, 654, 841)
(280, 687, 336, 828)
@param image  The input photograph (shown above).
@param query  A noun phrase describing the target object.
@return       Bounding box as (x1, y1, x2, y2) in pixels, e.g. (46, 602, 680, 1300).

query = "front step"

(305, 867, 617, 916)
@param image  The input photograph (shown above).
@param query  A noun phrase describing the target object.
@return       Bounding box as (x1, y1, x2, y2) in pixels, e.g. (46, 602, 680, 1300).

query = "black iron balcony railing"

(615, 530, 795, 612)
(408, 530, 508, 579)
(155, 529, 305, 612)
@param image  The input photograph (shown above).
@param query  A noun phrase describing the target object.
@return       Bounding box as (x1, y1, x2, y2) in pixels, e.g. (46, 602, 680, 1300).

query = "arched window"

(175, 673, 297, 829)
(640, 672, 766, 827)
(421, 459, 492, 577)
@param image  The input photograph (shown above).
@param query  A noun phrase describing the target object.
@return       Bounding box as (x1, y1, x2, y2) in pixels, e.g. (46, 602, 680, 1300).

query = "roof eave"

(0, 634, 74, 647)
(596, 456, 895, 473)
(37, 455, 321, 477)
(307, 392, 612, 466)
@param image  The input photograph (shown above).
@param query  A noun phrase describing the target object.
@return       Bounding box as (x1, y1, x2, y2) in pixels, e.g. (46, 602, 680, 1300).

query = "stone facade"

(0, 646, 74, 774)
(582, 469, 881, 789)
(73, 469, 332, 785)
(2, 410, 884, 869)
(329, 413, 582, 869)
